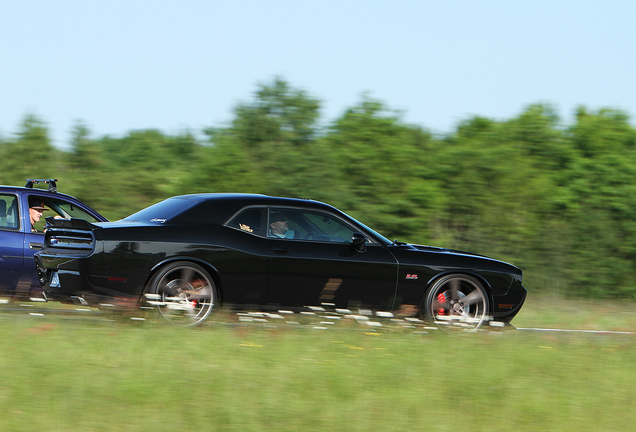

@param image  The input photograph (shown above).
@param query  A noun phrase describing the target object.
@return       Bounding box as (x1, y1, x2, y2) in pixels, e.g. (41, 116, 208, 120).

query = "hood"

(410, 243, 487, 258)
(398, 243, 522, 274)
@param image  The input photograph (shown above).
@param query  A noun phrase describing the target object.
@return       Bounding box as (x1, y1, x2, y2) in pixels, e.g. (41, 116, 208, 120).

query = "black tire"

(145, 261, 216, 326)
(422, 274, 489, 332)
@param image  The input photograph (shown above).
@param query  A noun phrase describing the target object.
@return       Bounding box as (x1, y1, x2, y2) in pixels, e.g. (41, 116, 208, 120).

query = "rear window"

(0, 194, 19, 231)
(123, 197, 200, 223)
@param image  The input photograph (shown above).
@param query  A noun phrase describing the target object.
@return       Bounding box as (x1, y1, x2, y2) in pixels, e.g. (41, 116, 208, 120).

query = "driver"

(269, 212, 295, 239)
(29, 202, 47, 233)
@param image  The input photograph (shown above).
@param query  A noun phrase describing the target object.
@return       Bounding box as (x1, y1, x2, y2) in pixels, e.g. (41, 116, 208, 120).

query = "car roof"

(0, 185, 78, 201)
(125, 193, 342, 226)
(172, 193, 337, 211)
(0, 179, 72, 198)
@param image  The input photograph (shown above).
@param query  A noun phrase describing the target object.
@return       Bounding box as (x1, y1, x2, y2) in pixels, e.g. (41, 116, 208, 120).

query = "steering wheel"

(304, 231, 316, 240)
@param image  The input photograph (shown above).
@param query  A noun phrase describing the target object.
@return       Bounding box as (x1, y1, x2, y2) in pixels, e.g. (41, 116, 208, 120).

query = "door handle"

(29, 242, 44, 250)
(272, 247, 288, 254)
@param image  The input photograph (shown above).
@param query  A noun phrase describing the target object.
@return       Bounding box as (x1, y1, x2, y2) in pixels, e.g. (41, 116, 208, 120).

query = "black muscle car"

(35, 193, 526, 329)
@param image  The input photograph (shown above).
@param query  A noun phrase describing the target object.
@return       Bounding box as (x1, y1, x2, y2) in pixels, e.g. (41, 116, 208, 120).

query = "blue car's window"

(26, 196, 102, 233)
(48, 200, 101, 223)
(0, 194, 19, 231)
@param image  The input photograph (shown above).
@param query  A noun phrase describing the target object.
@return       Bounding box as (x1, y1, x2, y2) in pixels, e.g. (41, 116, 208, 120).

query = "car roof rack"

(25, 179, 58, 193)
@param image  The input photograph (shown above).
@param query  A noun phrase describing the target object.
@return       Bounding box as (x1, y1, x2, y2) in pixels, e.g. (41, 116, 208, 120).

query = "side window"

(48, 200, 101, 223)
(27, 196, 101, 233)
(226, 208, 266, 237)
(303, 211, 356, 242)
(0, 194, 20, 231)
(268, 208, 358, 243)
(28, 196, 51, 233)
(268, 209, 296, 239)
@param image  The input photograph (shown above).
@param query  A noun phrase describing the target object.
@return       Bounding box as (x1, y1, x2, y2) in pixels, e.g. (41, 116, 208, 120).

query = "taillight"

(50, 271, 60, 288)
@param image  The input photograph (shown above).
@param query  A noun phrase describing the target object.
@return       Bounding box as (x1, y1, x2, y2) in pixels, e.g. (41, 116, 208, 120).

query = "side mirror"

(351, 232, 367, 253)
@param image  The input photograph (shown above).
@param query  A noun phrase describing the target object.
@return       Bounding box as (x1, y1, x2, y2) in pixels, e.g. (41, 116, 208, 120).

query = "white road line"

(517, 327, 636, 335)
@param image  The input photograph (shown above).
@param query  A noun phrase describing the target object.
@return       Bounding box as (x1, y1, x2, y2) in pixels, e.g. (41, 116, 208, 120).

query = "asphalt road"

(2, 298, 635, 334)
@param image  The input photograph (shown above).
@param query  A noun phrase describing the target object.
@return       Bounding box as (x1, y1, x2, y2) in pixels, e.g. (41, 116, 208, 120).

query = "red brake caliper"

(437, 293, 446, 316)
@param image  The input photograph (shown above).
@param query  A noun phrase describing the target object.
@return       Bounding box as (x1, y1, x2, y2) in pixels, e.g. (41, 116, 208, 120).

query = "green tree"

(324, 95, 441, 241)
(5, 81, 636, 301)
(428, 106, 576, 294)
(563, 108, 636, 298)
(0, 114, 57, 185)
(184, 77, 330, 198)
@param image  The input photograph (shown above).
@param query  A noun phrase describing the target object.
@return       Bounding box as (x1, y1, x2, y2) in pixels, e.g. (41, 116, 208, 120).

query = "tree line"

(2, 78, 636, 299)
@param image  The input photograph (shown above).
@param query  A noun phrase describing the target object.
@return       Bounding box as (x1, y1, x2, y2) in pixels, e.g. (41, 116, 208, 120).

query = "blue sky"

(2, 0, 635, 147)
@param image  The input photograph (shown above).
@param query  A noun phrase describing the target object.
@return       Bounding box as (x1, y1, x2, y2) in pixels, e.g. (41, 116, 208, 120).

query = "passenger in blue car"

(269, 212, 295, 239)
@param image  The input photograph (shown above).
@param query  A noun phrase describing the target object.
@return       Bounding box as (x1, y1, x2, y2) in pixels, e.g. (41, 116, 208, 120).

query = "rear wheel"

(146, 261, 216, 326)
(422, 274, 489, 332)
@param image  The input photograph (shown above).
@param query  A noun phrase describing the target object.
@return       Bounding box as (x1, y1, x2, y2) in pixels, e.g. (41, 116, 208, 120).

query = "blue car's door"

(0, 193, 25, 293)
(0, 190, 107, 296)
(20, 192, 106, 293)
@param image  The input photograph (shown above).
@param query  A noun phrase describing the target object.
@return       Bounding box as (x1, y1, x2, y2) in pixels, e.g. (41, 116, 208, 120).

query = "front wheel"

(145, 261, 216, 326)
(422, 274, 490, 332)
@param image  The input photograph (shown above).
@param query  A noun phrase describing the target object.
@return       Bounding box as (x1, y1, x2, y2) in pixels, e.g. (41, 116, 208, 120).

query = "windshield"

(123, 197, 200, 223)
(352, 218, 393, 245)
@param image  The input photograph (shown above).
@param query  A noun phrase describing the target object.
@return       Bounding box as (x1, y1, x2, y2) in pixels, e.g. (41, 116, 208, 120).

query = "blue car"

(0, 179, 107, 299)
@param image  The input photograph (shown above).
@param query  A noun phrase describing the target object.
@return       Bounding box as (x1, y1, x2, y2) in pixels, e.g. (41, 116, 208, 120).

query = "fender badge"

(405, 274, 418, 280)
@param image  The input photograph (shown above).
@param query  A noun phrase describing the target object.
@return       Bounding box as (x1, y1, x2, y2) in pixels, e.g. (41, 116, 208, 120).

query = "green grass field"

(1, 296, 635, 432)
